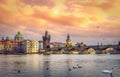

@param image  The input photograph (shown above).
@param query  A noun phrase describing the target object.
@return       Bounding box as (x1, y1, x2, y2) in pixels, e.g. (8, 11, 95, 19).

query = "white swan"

(102, 70, 112, 74)
(102, 68, 113, 77)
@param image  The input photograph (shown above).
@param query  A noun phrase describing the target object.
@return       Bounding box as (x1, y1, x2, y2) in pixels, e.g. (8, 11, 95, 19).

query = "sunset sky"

(0, 0, 120, 45)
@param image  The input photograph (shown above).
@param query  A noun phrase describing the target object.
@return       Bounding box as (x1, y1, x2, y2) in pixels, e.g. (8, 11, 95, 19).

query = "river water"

(0, 54, 120, 77)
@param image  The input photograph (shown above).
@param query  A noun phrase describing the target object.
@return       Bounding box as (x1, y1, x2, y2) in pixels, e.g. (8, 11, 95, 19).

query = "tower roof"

(15, 32, 23, 38)
(66, 33, 71, 42)
(67, 34, 70, 39)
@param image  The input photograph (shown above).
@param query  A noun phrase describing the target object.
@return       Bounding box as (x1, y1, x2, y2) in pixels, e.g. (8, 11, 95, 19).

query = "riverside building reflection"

(0, 54, 120, 77)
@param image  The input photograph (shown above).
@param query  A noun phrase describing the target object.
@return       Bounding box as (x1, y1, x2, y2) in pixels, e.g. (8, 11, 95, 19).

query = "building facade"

(21, 40, 39, 54)
(39, 41, 43, 49)
(3, 37, 13, 54)
(0, 41, 4, 54)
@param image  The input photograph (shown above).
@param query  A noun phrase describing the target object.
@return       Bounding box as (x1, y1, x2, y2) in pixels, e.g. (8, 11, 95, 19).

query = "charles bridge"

(51, 44, 120, 54)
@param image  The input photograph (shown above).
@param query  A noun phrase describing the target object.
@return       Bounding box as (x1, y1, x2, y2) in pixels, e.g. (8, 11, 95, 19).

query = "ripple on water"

(0, 54, 120, 77)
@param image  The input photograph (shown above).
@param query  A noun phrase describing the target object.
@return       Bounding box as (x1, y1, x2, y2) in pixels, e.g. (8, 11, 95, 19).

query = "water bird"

(76, 64, 82, 68)
(78, 66, 82, 69)
(102, 68, 113, 77)
(46, 68, 49, 70)
(73, 66, 77, 69)
(102, 70, 112, 74)
(68, 68, 71, 71)
(18, 70, 21, 73)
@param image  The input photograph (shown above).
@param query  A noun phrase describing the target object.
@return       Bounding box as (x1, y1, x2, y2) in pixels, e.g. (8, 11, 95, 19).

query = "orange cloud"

(0, 0, 120, 45)
(65, 0, 114, 10)
(32, 8, 85, 26)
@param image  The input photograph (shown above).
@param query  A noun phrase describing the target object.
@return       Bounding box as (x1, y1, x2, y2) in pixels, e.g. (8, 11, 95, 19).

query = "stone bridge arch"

(102, 47, 116, 54)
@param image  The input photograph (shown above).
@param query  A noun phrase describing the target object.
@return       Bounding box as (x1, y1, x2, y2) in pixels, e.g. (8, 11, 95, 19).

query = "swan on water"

(102, 68, 113, 77)
(102, 70, 112, 74)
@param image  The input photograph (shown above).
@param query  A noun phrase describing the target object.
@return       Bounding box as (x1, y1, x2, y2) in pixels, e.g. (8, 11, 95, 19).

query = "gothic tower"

(43, 31, 51, 49)
(65, 34, 72, 47)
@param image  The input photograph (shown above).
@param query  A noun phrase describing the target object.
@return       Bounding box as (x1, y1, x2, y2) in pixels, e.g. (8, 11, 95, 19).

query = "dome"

(15, 32, 23, 38)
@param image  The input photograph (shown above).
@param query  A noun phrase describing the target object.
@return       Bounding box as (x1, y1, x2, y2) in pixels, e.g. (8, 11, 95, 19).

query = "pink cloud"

(21, 0, 55, 8)
(0, 0, 119, 45)
(65, 0, 115, 12)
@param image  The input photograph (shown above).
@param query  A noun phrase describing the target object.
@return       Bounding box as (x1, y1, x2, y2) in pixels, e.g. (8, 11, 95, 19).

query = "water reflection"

(0, 55, 120, 77)
(66, 55, 73, 77)
(43, 56, 51, 77)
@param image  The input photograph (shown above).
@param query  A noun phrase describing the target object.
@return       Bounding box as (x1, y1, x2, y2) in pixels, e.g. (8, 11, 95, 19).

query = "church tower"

(14, 32, 24, 42)
(65, 34, 72, 47)
(43, 31, 51, 49)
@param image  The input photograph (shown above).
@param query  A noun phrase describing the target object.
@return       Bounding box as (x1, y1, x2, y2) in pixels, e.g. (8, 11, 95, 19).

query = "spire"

(6, 37, 9, 40)
(66, 34, 70, 41)
(119, 41, 120, 45)
(67, 34, 70, 40)
(45, 31, 48, 36)
(65, 33, 72, 47)
(18, 32, 20, 34)
(2, 37, 4, 40)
